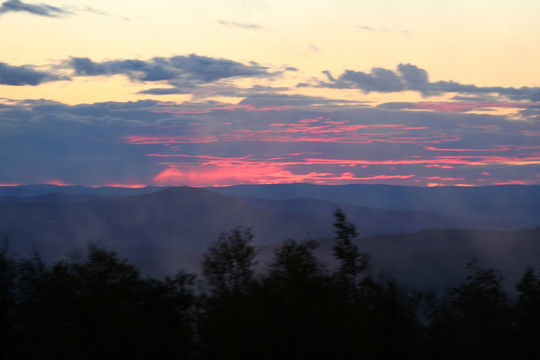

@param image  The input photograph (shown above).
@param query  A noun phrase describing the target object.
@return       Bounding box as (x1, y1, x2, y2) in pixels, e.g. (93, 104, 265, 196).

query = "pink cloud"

(299, 118, 322, 123)
(153, 165, 300, 187)
(432, 155, 540, 165)
(515, 145, 540, 150)
(152, 164, 416, 186)
(324, 120, 349, 125)
(522, 131, 540, 137)
(147, 151, 540, 181)
(148, 152, 419, 186)
(123, 135, 218, 144)
(492, 180, 530, 185)
(219, 127, 459, 144)
(424, 176, 466, 181)
(45, 179, 71, 186)
(425, 164, 454, 169)
(90, 183, 148, 188)
(123, 119, 442, 146)
(424, 145, 513, 152)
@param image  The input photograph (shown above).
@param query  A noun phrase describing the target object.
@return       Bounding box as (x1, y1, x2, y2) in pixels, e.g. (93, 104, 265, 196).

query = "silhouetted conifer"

(333, 208, 370, 296)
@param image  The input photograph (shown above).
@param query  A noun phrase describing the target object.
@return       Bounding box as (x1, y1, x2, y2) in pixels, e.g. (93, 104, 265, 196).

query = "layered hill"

(1, 184, 539, 281)
(209, 183, 540, 224)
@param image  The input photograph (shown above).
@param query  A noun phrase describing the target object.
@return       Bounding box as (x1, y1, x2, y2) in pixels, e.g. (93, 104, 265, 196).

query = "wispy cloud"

(357, 25, 412, 37)
(217, 20, 264, 30)
(0, 0, 70, 17)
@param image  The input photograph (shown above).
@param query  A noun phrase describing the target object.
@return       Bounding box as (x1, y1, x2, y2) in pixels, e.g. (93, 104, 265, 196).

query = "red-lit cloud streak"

(124, 118, 457, 145)
(492, 180, 530, 185)
(115, 103, 540, 187)
(45, 179, 72, 186)
(219, 125, 452, 144)
(147, 153, 416, 186)
(153, 165, 415, 187)
(90, 183, 148, 188)
(424, 145, 514, 152)
(124, 135, 218, 144)
(424, 176, 466, 181)
(302, 155, 540, 166)
(144, 149, 540, 187)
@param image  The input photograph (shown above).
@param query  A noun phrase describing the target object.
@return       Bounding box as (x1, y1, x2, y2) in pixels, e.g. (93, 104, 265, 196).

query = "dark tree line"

(1, 210, 540, 359)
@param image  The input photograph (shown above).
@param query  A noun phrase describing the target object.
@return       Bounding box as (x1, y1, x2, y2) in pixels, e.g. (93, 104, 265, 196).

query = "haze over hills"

(208, 183, 540, 224)
(349, 228, 540, 290)
(0, 187, 330, 274)
(1, 184, 539, 285)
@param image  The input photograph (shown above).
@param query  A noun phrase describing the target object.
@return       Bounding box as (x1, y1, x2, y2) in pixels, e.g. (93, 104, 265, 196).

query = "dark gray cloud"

(0, 0, 70, 17)
(318, 63, 540, 102)
(0, 61, 65, 85)
(217, 20, 264, 30)
(397, 63, 428, 90)
(70, 54, 272, 87)
(451, 95, 501, 102)
(323, 67, 405, 92)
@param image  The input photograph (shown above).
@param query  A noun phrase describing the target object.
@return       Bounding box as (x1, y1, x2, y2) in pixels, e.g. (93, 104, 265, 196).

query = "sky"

(1, 0, 539, 187)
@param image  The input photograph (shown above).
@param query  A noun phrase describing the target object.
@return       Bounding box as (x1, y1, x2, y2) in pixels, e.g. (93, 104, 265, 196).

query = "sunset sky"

(1, 0, 539, 187)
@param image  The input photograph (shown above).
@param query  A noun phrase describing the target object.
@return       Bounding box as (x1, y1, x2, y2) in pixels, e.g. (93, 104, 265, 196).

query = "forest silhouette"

(1, 210, 540, 359)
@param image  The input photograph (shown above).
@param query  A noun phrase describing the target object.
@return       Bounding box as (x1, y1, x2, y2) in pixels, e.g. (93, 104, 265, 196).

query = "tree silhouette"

(202, 227, 257, 296)
(261, 239, 341, 359)
(423, 259, 512, 360)
(198, 227, 263, 359)
(333, 208, 370, 296)
(8, 243, 196, 359)
(513, 267, 540, 359)
(0, 234, 15, 360)
(3, 209, 540, 359)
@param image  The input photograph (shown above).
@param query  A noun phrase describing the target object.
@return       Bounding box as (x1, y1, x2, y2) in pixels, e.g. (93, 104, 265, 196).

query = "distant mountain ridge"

(208, 183, 540, 224)
(1, 184, 539, 285)
(231, 196, 534, 232)
(0, 184, 168, 197)
(0, 192, 107, 203)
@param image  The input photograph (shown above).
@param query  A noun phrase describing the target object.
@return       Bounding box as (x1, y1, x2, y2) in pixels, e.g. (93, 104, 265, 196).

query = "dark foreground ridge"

(2, 210, 540, 360)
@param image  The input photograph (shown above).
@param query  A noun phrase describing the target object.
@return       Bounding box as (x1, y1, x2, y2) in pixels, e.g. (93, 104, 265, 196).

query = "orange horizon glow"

(89, 183, 150, 189)
(45, 179, 72, 186)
